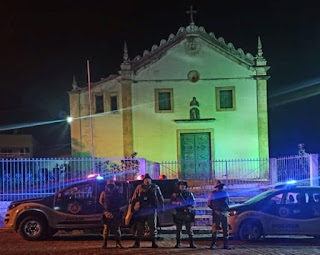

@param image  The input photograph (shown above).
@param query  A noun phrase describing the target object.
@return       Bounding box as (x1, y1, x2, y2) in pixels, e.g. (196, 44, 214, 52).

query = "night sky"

(1, 1, 320, 157)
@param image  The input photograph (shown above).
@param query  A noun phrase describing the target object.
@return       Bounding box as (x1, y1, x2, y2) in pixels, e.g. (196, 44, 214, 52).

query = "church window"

(110, 94, 118, 112)
(155, 89, 173, 113)
(95, 94, 104, 113)
(216, 87, 236, 111)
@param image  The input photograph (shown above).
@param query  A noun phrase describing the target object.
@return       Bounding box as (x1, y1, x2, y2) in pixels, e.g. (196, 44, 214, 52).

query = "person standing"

(130, 174, 164, 248)
(99, 179, 123, 249)
(170, 180, 196, 248)
(207, 180, 231, 249)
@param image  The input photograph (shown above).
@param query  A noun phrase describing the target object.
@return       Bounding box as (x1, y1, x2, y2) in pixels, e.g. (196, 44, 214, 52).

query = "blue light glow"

(96, 175, 104, 180)
(286, 180, 297, 185)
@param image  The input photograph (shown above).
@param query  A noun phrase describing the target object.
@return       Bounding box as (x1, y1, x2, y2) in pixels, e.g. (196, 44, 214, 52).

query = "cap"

(178, 180, 188, 187)
(143, 173, 152, 180)
(214, 180, 225, 188)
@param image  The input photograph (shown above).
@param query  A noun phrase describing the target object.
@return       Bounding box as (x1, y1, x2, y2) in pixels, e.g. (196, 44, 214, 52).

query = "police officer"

(207, 180, 231, 249)
(170, 180, 196, 248)
(130, 173, 164, 248)
(99, 179, 123, 249)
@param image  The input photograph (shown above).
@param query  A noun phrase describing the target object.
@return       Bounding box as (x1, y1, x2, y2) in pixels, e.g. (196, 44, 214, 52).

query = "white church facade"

(68, 16, 270, 179)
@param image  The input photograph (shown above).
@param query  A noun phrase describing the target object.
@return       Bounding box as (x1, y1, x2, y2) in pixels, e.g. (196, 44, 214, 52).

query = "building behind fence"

(0, 154, 319, 201)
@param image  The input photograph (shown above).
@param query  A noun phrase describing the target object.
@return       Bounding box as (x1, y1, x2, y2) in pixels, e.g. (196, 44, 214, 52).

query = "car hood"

(229, 203, 248, 211)
(9, 195, 55, 208)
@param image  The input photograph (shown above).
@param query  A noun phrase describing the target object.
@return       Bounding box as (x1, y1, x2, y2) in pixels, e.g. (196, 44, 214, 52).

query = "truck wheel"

(18, 216, 47, 241)
(238, 220, 262, 241)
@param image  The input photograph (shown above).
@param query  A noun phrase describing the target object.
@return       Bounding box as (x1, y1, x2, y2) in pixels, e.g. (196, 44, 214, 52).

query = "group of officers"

(98, 173, 231, 250)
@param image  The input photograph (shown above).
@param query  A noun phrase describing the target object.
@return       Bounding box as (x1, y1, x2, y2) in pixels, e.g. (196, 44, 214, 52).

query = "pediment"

(131, 24, 255, 72)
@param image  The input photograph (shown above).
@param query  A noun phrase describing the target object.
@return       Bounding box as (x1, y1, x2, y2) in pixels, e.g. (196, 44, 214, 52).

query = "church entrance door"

(180, 132, 211, 180)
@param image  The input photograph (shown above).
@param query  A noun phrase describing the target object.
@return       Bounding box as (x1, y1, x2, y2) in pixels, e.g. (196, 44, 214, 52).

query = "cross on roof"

(186, 5, 197, 25)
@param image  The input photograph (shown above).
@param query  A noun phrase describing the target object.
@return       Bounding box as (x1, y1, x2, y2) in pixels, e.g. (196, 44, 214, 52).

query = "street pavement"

(0, 228, 319, 255)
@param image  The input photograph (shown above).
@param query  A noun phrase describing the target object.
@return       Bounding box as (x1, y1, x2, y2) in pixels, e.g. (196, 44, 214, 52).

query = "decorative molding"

(184, 37, 201, 55)
(174, 118, 215, 123)
(131, 23, 256, 71)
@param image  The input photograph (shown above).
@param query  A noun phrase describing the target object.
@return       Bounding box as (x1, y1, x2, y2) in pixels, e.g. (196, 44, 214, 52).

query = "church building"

(68, 12, 270, 178)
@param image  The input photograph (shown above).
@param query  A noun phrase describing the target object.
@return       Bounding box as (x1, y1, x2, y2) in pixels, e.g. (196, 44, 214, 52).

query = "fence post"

(309, 154, 319, 186)
(152, 163, 160, 179)
(269, 158, 278, 185)
(138, 158, 146, 176)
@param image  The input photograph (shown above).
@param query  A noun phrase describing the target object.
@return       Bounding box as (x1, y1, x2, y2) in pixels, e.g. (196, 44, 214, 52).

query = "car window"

(244, 190, 275, 204)
(61, 184, 93, 199)
(270, 192, 283, 205)
(307, 192, 320, 203)
(285, 192, 300, 204)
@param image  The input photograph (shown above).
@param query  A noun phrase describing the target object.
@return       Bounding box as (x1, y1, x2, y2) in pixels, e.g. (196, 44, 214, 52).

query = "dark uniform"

(170, 180, 196, 248)
(99, 180, 123, 249)
(207, 180, 231, 249)
(131, 174, 164, 248)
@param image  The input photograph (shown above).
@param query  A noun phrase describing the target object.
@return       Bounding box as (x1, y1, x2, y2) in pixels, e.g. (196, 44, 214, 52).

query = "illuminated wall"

(69, 36, 269, 163)
(132, 38, 260, 161)
(69, 78, 124, 158)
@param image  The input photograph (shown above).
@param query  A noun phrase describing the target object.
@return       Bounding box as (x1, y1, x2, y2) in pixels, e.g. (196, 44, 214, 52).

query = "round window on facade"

(187, 70, 200, 83)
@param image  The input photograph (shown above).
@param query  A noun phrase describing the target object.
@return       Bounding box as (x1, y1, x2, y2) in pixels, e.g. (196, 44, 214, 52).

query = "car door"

(263, 189, 308, 235)
(260, 191, 291, 235)
(298, 189, 320, 236)
(54, 181, 97, 215)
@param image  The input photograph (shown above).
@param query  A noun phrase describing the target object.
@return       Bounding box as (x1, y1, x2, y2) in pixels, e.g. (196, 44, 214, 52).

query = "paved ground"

(0, 228, 319, 255)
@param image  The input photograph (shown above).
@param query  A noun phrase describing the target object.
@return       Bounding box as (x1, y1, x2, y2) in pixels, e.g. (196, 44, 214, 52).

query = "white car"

(228, 183, 320, 241)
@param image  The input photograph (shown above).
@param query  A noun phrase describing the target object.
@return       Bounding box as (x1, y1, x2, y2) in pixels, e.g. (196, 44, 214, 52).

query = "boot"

(174, 236, 181, 248)
(189, 236, 196, 248)
(115, 236, 123, 249)
(209, 234, 217, 249)
(223, 238, 232, 250)
(102, 224, 108, 249)
(102, 240, 107, 249)
(151, 239, 159, 248)
(102, 232, 108, 249)
(132, 238, 140, 248)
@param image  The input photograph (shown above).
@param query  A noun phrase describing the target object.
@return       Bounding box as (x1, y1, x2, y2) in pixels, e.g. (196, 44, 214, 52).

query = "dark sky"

(1, 0, 320, 157)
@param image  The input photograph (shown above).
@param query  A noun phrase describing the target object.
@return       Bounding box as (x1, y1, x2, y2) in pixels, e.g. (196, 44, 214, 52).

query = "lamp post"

(87, 60, 95, 173)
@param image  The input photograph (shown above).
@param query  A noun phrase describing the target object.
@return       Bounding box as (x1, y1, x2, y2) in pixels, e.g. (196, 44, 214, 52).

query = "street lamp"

(67, 116, 74, 124)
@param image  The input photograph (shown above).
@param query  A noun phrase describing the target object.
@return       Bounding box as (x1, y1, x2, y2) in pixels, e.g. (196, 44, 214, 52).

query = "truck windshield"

(244, 189, 276, 204)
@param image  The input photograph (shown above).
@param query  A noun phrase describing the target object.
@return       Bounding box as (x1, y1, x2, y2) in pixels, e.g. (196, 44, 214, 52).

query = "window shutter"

(219, 90, 233, 109)
(158, 92, 171, 110)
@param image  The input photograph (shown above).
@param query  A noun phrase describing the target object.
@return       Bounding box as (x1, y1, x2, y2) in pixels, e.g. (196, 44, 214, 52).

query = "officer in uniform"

(170, 180, 196, 248)
(130, 173, 164, 248)
(207, 180, 231, 249)
(99, 179, 123, 249)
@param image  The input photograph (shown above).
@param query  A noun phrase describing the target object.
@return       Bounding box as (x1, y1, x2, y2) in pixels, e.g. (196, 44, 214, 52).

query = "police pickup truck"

(5, 177, 179, 240)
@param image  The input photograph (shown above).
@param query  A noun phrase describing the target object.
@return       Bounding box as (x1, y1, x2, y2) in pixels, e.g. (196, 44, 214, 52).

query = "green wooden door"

(180, 132, 211, 180)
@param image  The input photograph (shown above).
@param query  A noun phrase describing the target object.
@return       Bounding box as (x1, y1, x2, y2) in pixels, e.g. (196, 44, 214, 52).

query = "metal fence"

(159, 158, 270, 187)
(0, 157, 140, 201)
(0, 155, 318, 201)
(276, 155, 311, 185)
